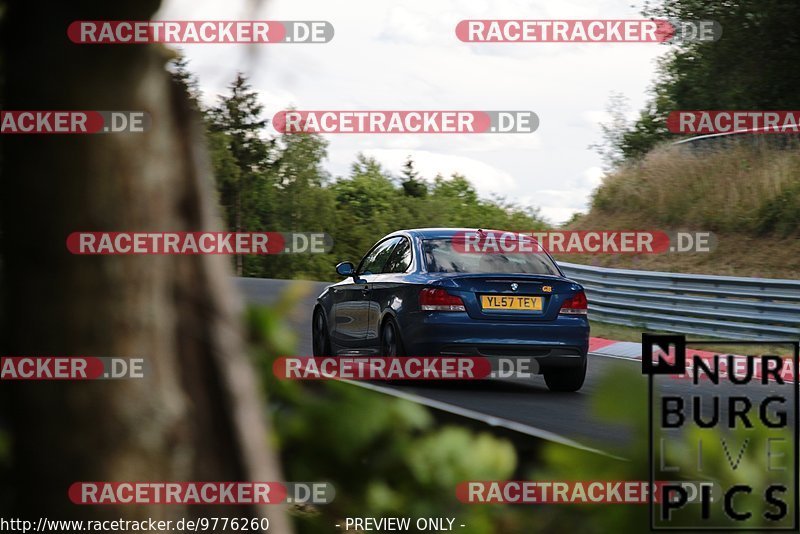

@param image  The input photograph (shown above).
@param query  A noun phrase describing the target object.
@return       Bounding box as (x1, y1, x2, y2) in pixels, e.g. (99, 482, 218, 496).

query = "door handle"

(362, 287, 371, 294)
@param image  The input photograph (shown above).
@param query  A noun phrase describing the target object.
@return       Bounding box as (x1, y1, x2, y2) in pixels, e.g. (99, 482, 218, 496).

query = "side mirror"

(336, 261, 355, 277)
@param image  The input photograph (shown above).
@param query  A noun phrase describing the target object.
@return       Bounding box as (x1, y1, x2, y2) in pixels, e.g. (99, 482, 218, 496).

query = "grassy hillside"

(559, 142, 800, 279)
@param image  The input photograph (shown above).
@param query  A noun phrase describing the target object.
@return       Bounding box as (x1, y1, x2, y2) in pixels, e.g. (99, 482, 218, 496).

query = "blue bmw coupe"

(312, 228, 590, 391)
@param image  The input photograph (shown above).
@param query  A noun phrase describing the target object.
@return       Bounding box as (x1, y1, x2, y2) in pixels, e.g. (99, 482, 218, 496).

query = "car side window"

(358, 237, 401, 275)
(382, 237, 412, 273)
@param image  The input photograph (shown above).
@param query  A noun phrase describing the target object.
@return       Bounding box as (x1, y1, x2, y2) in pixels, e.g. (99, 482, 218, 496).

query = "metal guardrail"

(672, 127, 800, 152)
(558, 262, 800, 340)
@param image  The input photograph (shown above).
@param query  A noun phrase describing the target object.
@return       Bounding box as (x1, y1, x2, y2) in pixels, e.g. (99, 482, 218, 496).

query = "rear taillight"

(419, 288, 466, 311)
(559, 291, 588, 315)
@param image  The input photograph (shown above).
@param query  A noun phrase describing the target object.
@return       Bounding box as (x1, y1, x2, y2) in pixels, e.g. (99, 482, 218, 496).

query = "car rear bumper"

(399, 311, 589, 364)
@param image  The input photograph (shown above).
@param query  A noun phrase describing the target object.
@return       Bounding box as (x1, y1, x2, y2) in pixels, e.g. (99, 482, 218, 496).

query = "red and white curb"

(589, 338, 643, 360)
(589, 337, 795, 383)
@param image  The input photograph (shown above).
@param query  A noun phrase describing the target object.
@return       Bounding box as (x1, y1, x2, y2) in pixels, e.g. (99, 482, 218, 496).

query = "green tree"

(172, 66, 549, 282)
(330, 155, 401, 264)
(606, 0, 800, 163)
(167, 52, 202, 112)
(400, 156, 428, 198)
(207, 73, 275, 275)
(262, 132, 336, 279)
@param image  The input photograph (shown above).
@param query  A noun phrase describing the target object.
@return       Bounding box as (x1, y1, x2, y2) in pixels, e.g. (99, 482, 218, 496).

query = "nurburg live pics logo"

(642, 334, 799, 530)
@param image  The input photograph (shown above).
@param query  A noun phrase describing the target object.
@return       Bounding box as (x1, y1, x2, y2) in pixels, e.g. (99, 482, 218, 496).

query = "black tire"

(380, 318, 405, 357)
(312, 307, 331, 357)
(543, 357, 587, 392)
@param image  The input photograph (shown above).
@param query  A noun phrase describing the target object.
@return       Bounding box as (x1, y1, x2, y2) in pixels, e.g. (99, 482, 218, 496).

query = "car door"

(332, 237, 400, 353)
(364, 236, 413, 346)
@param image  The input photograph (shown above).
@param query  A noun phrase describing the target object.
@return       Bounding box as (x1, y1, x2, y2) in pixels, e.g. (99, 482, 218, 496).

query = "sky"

(157, 0, 668, 224)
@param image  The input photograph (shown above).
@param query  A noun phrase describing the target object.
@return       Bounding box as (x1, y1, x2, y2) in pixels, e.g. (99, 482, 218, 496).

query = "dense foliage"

(170, 58, 546, 281)
(596, 0, 800, 165)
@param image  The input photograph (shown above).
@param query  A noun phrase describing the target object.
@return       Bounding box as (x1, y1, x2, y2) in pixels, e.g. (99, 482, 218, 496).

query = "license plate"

(481, 295, 542, 311)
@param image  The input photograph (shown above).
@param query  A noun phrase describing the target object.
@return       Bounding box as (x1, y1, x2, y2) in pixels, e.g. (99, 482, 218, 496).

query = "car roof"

(394, 228, 512, 239)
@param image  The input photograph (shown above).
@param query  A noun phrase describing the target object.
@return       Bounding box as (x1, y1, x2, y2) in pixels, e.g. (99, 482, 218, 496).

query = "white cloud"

(159, 0, 665, 224)
(583, 166, 605, 188)
(361, 148, 518, 192)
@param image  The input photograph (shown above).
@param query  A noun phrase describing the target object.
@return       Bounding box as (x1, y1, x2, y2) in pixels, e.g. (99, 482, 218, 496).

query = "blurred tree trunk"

(0, 2, 289, 532)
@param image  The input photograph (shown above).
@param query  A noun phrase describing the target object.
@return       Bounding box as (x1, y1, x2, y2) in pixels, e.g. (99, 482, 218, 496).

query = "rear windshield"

(422, 238, 560, 275)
